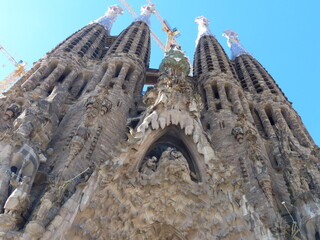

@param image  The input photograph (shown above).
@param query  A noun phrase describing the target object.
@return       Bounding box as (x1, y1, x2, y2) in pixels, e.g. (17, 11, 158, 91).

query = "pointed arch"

(134, 126, 205, 182)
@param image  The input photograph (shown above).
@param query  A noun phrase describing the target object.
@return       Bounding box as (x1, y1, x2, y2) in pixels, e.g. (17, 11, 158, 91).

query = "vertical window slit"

(125, 67, 134, 81)
(113, 64, 122, 78)
(212, 83, 220, 99)
(265, 105, 275, 126)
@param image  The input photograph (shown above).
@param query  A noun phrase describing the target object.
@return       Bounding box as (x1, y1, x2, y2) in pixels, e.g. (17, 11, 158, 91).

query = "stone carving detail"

(84, 91, 112, 126)
(0, 176, 31, 231)
(141, 148, 192, 184)
(85, 125, 102, 161)
(140, 156, 157, 176)
(254, 154, 273, 202)
(3, 103, 21, 121)
(232, 126, 244, 143)
(3, 176, 30, 217)
(13, 99, 59, 150)
(65, 126, 88, 168)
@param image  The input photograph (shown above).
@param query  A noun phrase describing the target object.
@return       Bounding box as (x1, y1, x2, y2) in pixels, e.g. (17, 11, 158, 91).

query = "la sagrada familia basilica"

(0, 3, 319, 240)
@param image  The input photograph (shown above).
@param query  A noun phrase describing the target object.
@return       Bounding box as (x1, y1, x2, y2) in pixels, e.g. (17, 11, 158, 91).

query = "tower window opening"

(113, 64, 122, 78)
(65, 25, 94, 51)
(109, 27, 130, 54)
(216, 103, 222, 110)
(229, 61, 238, 79)
(201, 87, 208, 110)
(212, 40, 227, 73)
(125, 67, 134, 81)
(144, 40, 151, 66)
(47, 86, 55, 96)
(225, 84, 232, 103)
(135, 29, 147, 56)
(265, 105, 275, 126)
(42, 62, 58, 81)
(122, 27, 139, 53)
(57, 68, 72, 83)
(235, 59, 248, 90)
(250, 105, 265, 135)
(212, 83, 220, 99)
(203, 40, 214, 71)
(250, 56, 277, 94)
(76, 78, 88, 99)
(315, 232, 320, 240)
(68, 73, 84, 97)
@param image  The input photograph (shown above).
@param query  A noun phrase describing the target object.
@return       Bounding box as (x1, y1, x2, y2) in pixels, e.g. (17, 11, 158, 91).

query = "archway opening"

(140, 127, 201, 182)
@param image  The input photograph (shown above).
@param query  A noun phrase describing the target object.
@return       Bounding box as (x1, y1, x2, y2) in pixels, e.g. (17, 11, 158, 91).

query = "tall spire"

(222, 30, 249, 60)
(93, 5, 123, 32)
(135, 4, 155, 26)
(195, 16, 213, 45)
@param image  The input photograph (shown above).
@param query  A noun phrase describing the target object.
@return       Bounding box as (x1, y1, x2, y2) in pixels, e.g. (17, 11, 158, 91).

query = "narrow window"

(57, 68, 72, 83)
(113, 64, 122, 78)
(265, 105, 275, 126)
(125, 67, 134, 81)
(212, 83, 220, 99)
(250, 105, 265, 135)
(202, 87, 208, 110)
(225, 84, 232, 102)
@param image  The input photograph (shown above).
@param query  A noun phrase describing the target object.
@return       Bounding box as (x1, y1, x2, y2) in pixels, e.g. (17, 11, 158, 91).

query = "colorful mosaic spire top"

(93, 5, 123, 32)
(195, 16, 213, 45)
(135, 4, 155, 26)
(222, 30, 249, 60)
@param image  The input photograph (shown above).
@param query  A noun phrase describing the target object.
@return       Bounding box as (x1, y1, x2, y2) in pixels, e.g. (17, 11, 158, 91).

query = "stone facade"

(0, 5, 319, 240)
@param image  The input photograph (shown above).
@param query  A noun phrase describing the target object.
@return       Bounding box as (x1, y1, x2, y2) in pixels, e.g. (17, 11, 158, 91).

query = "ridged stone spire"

(92, 5, 123, 32)
(195, 16, 212, 45)
(222, 30, 249, 60)
(135, 4, 155, 26)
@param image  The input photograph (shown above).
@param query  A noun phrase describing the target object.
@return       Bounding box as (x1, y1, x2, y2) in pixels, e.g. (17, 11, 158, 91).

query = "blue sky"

(0, 0, 319, 145)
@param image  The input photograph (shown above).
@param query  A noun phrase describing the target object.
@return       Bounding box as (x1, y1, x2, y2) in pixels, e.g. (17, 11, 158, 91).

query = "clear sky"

(0, 0, 319, 145)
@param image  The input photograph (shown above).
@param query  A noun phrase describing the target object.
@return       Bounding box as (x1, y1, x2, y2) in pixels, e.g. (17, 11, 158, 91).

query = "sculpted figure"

(4, 176, 30, 218)
(84, 93, 112, 126)
(232, 126, 244, 143)
(66, 126, 88, 166)
(10, 144, 39, 183)
(141, 156, 158, 176)
(13, 99, 58, 150)
(157, 148, 192, 183)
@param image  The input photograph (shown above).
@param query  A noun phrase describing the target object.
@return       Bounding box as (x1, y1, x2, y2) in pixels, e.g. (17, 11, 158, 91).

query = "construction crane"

(0, 45, 27, 94)
(145, 0, 180, 52)
(117, 0, 180, 53)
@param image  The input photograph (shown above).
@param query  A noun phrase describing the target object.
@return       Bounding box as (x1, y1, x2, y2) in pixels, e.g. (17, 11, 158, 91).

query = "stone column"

(256, 107, 275, 137)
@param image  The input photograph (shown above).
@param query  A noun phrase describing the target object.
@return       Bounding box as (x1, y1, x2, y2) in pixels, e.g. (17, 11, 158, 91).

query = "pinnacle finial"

(195, 16, 213, 45)
(159, 44, 191, 77)
(222, 30, 249, 60)
(135, 4, 155, 26)
(93, 5, 123, 32)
